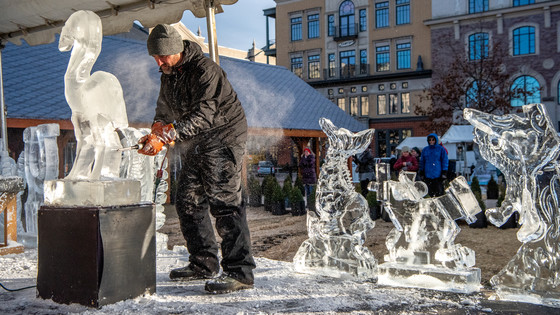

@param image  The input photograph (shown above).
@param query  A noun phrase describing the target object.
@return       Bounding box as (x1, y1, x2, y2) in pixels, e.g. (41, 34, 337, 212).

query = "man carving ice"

(138, 24, 255, 293)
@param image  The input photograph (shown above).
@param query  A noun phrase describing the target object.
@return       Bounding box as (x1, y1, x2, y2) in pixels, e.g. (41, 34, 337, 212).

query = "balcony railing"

(333, 24, 358, 41)
(323, 64, 371, 80)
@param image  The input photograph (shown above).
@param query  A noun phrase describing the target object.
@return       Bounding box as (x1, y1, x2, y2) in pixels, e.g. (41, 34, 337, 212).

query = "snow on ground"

(0, 244, 486, 315)
(0, 243, 554, 314)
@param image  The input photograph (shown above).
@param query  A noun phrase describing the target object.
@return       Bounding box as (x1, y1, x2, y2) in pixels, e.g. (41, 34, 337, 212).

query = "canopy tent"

(396, 137, 426, 152)
(0, 0, 237, 147)
(0, 0, 237, 46)
(440, 125, 474, 144)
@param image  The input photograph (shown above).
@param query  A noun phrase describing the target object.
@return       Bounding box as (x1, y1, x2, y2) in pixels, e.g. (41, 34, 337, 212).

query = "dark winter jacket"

(299, 154, 317, 185)
(393, 154, 419, 172)
(354, 150, 375, 174)
(419, 133, 449, 179)
(153, 40, 247, 151)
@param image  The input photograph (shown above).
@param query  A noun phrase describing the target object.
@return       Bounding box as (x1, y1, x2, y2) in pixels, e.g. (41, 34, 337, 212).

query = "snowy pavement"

(0, 245, 557, 314)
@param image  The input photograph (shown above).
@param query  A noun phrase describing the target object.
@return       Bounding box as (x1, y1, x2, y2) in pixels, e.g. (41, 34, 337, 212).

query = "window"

(389, 94, 398, 114)
(361, 96, 369, 116)
(376, 2, 389, 28)
(469, 0, 488, 14)
(350, 97, 359, 116)
(396, 0, 410, 25)
(360, 49, 368, 74)
(338, 98, 346, 111)
(377, 129, 412, 157)
(376, 45, 390, 71)
(396, 43, 411, 69)
(513, 0, 534, 6)
(328, 54, 336, 77)
(378, 95, 387, 115)
(291, 57, 303, 78)
(401, 92, 410, 113)
(511, 75, 540, 107)
(359, 9, 367, 32)
(328, 15, 335, 36)
(340, 50, 356, 78)
(513, 26, 535, 56)
(291, 17, 302, 41)
(308, 55, 320, 79)
(339, 0, 356, 37)
(308, 14, 319, 39)
(466, 80, 492, 107)
(469, 32, 489, 60)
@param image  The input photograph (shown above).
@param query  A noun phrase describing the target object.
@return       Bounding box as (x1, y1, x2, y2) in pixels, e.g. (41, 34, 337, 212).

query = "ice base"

(493, 286, 560, 308)
(377, 262, 481, 293)
(44, 179, 141, 206)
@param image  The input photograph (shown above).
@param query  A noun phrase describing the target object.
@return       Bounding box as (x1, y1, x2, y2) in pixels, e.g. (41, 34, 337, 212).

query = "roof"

(441, 125, 474, 143)
(0, 0, 237, 46)
(2, 33, 366, 132)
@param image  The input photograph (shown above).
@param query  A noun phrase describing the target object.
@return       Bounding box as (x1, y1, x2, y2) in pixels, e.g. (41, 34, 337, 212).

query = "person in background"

(419, 133, 449, 197)
(353, 147, 375, 198)
(139, 24, 255, 294)
(393, 146, 419, 174)
(411, 147, 421, 163)
(299, 147, 317, 205)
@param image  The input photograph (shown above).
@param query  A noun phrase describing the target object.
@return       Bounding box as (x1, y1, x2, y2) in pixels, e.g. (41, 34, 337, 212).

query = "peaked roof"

(3, 34, 366, 132)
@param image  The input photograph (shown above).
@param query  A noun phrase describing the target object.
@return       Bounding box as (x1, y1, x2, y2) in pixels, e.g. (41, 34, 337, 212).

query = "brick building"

(426, 0, 560, 129)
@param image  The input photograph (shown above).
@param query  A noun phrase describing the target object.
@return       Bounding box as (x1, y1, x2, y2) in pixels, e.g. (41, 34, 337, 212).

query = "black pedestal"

(37, 203, 156, 307)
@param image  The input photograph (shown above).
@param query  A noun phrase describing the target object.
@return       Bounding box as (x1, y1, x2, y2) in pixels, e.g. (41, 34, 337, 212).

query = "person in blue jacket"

(419, 133, 449, 197)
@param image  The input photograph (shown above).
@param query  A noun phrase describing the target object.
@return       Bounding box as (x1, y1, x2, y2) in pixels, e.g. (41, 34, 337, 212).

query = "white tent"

(441, 125, 474, 144)
(395, 137, 426, 151)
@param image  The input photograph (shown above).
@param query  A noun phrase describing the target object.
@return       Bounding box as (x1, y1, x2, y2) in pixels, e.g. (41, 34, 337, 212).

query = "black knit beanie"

(147, 24, 183, 56)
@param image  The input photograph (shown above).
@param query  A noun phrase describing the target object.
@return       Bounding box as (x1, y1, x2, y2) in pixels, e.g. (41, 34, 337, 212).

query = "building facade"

(273, 0, 433, 157)
(427, 0, 560, 129)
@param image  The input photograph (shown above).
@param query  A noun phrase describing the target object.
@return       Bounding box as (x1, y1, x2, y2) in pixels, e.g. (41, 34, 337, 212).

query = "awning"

(0, 0, 237, 46)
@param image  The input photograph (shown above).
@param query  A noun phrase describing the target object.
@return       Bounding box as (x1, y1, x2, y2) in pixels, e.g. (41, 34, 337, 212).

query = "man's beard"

(161, 65, 173, 74)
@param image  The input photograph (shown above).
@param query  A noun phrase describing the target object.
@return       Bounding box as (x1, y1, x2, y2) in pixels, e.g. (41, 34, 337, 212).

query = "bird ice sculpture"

(58, 10, 127, 180)
(465, 104, 560, 306)
(376, 169, 482, 293)
(293, 118, 377, 281)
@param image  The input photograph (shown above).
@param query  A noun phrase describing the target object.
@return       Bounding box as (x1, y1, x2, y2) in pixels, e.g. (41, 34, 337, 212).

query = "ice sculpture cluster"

(293, 118, 377, 281)
(465, 103, 560, 306)
(375, 168, 482, 293)
(21, 124, 59, 241)
(58, 10, 128, 180)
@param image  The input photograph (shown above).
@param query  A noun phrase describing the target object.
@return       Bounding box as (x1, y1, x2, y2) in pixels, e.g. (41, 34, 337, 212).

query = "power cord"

(0, 281, 36, 292)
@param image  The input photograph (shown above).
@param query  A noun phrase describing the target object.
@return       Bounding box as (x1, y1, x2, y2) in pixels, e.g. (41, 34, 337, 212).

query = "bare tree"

(417, 31, 528, 134)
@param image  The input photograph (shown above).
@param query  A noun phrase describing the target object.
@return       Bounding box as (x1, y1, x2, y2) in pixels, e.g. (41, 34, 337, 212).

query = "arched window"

(511, 75, 540, 107)
(466, 80, 492, 107)
(339, 0, 355, 37)
(468, 32, 489, 60)
(558, 81, 560, 104)
(513, 26, 535, 55)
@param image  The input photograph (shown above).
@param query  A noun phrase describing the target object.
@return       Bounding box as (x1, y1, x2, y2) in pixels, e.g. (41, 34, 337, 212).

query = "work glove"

(151, 121, 177, 144)
(138, 122, 177, 156)
(138, 134, 164, 156)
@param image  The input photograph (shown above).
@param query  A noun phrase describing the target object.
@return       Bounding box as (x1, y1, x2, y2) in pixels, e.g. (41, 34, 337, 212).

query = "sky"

(180, 0, 276, 51)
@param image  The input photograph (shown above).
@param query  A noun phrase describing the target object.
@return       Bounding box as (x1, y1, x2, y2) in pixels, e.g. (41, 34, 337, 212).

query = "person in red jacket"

(393, 146, 419, 174)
